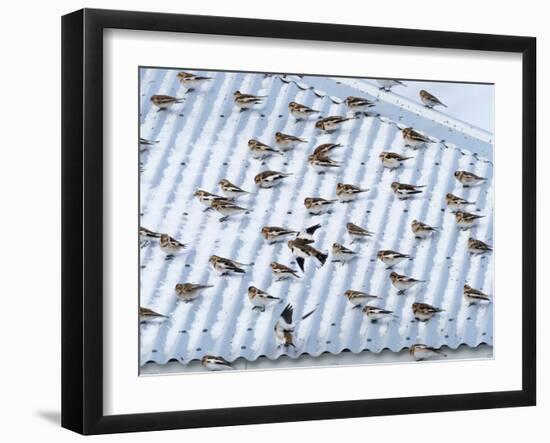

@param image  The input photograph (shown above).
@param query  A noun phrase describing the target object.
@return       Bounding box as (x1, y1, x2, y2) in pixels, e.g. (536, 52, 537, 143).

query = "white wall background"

(0, 0, 545, 440)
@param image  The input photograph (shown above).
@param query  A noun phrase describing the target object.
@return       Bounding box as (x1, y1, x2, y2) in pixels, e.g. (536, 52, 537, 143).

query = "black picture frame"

(62, 8, 536, 435)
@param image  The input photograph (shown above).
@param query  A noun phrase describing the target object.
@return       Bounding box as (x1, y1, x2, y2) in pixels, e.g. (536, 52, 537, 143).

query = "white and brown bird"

(175, 283, 213, 302)
(419, 89, 447, 108)
(455, 210, 485, 229)
(390, 271, 424, 294)
(139, 137, 159, 152)
(308, 153, 341, 173)
(274, 303, 317, 349)
(288, 238, 328, 272)
(288, 101, 319, 121)
(362, 305, 397, 322)
(233, 90, 266, 111)
(315, 115, 352, 133)
(193, 189, 234, 211)
(296, 223, 322, 241)
(377, 250, 412, 269)
(336, 183, 369, 203)
(454, 170, 487, 187)
(409, 344, 446, 361)
(261, 226, 298, 244)
(402, 127, 432, 149)
(248, 286, 281, 311)
(468, 237, 493, 255)
(345, 96, 376, 114)
(342, 290, 380, 309)
(150, 94, 184, 110)
(446, 192, 475, 211)
(332, 243, 358, 264)
(379, 151, 414, 169)
(312, 143, 342, 156)
(274, 132, 307, 151)
(270, 262, 301, 281)
(218, 179, 250, 198)
(159, 234, 187, 257)
(391, 181, 425, 199)
(412, 302, 444, 322)
(210, 199, 249, 222)
(176, 71, 212, 91)
(140, 226, 161, 247)
(377, 79, 406, 91)
(346, 222, 373, 244)
(411, 219, 438, 239)
(254, 170, 292, 188)
(201, 355, 234, 371)
(209, 255, 247, 276)
(139, 306, 168, 323)
(248, 139, 283, 160)
(463, 284, 491, 305)
(304, 197, 337, 215)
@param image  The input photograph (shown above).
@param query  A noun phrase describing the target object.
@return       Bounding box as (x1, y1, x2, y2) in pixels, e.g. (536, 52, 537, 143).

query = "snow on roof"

(139, 68, 493, 368)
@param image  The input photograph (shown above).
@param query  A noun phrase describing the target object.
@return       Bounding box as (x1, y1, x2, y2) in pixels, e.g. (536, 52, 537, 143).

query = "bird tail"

(316, 252, 328, 266)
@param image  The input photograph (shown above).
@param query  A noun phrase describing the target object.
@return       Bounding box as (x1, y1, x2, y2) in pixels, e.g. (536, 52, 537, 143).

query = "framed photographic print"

(62, 8, 536, 435)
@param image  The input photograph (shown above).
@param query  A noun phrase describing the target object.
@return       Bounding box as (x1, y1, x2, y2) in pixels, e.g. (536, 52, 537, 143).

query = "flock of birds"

(139, 72, 492, 371)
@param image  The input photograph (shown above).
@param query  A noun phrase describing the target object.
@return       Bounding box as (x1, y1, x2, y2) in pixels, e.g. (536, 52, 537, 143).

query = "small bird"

(248, 286, 280, 311)
(139, 306, 168, 323)
(288, 238, 328, 272)
(332, 243, 358, 264)
(345, 96, 376, 114)
(193, 189, 234, 211)
(233, 90, 266, 111)
(159, 234, 187, 257)
(391, 181, 425, 199)
(308, 153, 341, 173)
(411, 219, 438, 239)
(304, 197, 337, 215)
(201, 355, 234, 371)
(377, 79, 406, 91)
(455, 210, 485, 229)
(150, 94, 184, 110)
(390, 271, 424, 294)
(409, 344, 446, 361)
(140, 226, 161, 247)
(336, 183, 369, 202)
(296, 223, 322, 241)
(379, 151, 413, 169)
(362, 305, 397, 322)
(274, 132, 307, 151)
(402, 127, 432, 149)
(288, 101, 319, 121)
(175, 283, 213, 302)
(377, 250, 411, 269)
(218, 179, 250, 197)
(209, 255, 247, 276)
(210, 199, 249, 222)
(315, 116, 352, 133)
(176, 71, 212, 91)
(261, 226, 298, 244)
(342, 290, 380, 309)
(463, 284, 491, 305)
(468, 237, 493, 255)
(274, 303, 317, 348)
(346, 222, 373, 244)
(270, 262, 301, 281)
(454, 170, 487, 187)
(139, 137, 159, 152)
(254, 170, 292, 188)
(248, 139, 283, 160)
(419, 89, 447, 108)
(446, 192, 475, 211)
(312, 143, 342, 156)
(412, 302, 444, 322)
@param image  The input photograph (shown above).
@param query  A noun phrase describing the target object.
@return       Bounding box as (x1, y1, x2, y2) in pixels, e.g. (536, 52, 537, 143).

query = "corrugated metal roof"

(138, 68, 493, 370)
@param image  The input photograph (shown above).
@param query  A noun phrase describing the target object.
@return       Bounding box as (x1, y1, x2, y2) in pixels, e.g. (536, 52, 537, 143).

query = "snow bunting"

(248, 286, 281, 311)
(175, 283, 213, 302)
(139, 137, 159, 152)
(159, 234, 186, 256)
(308, 153, 340, 173)
(176, 71, 212, 91)
(296, 223, 322, 241)
(377, 79, 406, 91)
(346, 222, 373, 244)
(446, 192, 475, 211)
(270, 262, 301, 281)
(379, 151, 413, 169)
(391, 181, 425, 199)
(261, 226, 298, 244)
(288, 238, 328, 272)
(210, 199, 249, 222)
(455, 210, 485, 229)
(254, 170, 292, 188)
(412, 302, 444, 321)
(140, 226, 161, 243)
(362, 305, 397, 322)
(248, 139, 283, 160)
(209, 255, 247, 275)
(463, 284, 491, 305)
(233, 90, 266, 111)
(419, 89, 447, 108)
(377, 250, 411, 269)
(468, 237, 493, 255)
(193, 189, 234, 211)
(139, 306, 168, 323)
(312, 143, 342, 156)
(201, 355, 234, 371)
(332, 242, 358, 264)
(411, 219, 438, 239)
(336, 183, 369, 202)
(402, 127, 432, 149)
(218, 179, 250, 197)
(288, 101, 319, 121)
(390, 271, 424, 294)
(274, 132, 307, 151)
(342, 290, 380, 309)
(454, 170, 487, 187)
(345, 96, 376, 114)
(304, 197, 337, 215)
(274, 303, 317, 349)
(315, 115, 352, 133)
(409, 344, 446, 361)
(150, 94, 184, 110)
